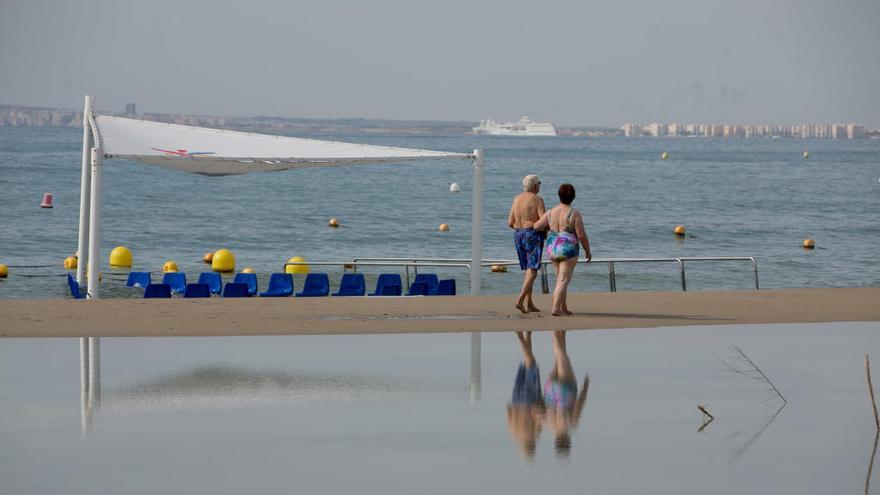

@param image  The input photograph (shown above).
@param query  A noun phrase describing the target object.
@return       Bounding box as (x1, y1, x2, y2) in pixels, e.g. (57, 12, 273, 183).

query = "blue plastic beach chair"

(413, 273, 439, 296)
(222, 282, 251, 297)
(406, 281, 429, 296)
(438, 279, 456, 296)
(332, 273, 366, 296)
(183, 283, 211, 298)
(296, 273, 330, 297)
(369, 274, 402, 296)
(126, 271, 151, 288)
(233, 272, 258, 297)
(198, 272, 222, 295)
(144, 283, 172, 298)
(259, 273, 294, 297)
(162, 272, 187, 294)
(67, 274, 85, 299)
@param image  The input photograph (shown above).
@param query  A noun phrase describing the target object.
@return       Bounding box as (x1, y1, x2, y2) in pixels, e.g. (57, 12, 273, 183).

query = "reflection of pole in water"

(470, 332, 481, 403)
(88, 337, 101, 407)
(80, 337, 101, 436)
(80, 337, 90, 436)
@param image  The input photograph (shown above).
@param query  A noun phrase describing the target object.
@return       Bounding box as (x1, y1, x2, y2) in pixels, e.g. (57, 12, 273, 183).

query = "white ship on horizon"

(472, 116, 558, 136)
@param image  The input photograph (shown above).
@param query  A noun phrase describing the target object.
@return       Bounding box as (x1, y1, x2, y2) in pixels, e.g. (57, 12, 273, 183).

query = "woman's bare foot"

(551, 309, 564, 316)
(515, 303, 529, 314)
(563, 309, 573, 315)
(527, 305, 541, 313)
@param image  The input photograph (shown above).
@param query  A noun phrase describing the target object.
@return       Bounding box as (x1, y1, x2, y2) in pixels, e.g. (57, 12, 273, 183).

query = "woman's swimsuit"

(546, 209, 580, 262)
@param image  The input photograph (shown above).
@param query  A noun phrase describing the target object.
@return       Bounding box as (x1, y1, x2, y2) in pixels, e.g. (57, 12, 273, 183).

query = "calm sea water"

(1, 126, 878, 298)
(2, 323, 879, 494)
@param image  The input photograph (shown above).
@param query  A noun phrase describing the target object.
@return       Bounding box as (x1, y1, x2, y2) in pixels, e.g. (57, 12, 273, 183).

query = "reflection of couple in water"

(507, 330, 589, 461)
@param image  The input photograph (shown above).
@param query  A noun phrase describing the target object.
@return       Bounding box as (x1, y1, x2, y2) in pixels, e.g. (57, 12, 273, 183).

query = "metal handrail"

(284, 255, 759, 293)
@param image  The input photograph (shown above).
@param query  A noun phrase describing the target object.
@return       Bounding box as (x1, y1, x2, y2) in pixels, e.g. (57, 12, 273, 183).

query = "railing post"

(608, 261, 617, 292)
(679, 259, 687, 291)
(404, 265, 410, 290)
(752, 258, 760, 290)
(540, 263, 549, 294)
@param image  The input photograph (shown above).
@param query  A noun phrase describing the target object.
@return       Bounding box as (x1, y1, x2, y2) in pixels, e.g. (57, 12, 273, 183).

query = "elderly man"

(508, 174, 546, 313)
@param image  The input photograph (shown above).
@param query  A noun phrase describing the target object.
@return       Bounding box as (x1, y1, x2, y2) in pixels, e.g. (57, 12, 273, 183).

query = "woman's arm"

(574, 212, 591, 263)
(537, 196, 546, 219)
(533, 209, 551, 231)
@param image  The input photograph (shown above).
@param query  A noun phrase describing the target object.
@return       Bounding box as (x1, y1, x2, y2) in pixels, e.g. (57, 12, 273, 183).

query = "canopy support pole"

(470, 149, 484, 295)
(76, 95, 93, 285)
(86, 146, 102, 299)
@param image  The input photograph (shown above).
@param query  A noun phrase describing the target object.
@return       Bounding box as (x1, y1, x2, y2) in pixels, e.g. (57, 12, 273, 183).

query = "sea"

(1, 126, 878, 298)
(2, 126, 880, 493)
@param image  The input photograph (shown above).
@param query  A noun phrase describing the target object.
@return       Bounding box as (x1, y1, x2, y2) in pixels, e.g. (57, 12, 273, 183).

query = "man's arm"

(508, 202, 517, 229)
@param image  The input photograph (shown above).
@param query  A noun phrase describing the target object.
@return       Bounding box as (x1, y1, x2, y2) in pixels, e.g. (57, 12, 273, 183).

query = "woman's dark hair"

(558, 184, 576, 205)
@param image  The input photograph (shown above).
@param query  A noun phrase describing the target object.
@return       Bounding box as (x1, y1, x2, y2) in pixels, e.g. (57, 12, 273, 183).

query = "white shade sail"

(95, 115, 472, 176)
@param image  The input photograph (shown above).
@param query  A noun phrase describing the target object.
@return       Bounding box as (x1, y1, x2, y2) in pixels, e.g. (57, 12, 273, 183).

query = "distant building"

(622, 123, 641, 137)
(847, 124, 864, 139)
(125, 103, 136, 115)
(645, 123, 666, 137)
(667, 123, 683, 137)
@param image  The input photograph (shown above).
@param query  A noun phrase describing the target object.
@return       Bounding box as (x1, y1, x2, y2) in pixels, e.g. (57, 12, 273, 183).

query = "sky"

(1, 0, 878, 127)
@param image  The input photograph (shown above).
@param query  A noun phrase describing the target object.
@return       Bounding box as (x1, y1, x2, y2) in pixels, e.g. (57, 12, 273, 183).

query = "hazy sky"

(2, 0, 878, 126)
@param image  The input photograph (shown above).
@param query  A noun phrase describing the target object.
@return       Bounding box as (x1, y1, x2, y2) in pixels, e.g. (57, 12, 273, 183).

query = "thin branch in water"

(867, 355, 879, 431)
(718, 342, 787, 406)
(697, 404, 714, 433)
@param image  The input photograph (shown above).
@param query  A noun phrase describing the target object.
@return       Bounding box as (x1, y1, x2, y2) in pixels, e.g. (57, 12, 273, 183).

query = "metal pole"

(404, 265, 410, 291)
(752, 259, 760, 290)
(540, 263, 549, 294)
(76, 96, 93, 284)
(608, 261, 617, 292)
(470, 149, 484, 295)
(87, 147, 102, 299)
(679, 259, 687, 291)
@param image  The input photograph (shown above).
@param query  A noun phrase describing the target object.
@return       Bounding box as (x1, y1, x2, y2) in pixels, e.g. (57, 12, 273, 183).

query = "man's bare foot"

(563, 309, 573, 315)
(527, 305, 541, 313)
(551, 311, 563, 317)
(515, 303, 529, 314)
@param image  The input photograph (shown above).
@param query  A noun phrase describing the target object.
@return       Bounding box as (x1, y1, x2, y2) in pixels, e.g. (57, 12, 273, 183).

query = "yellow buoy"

(803, 151, 810, 159)
(64, 256, 77, 269)
(673, 225, 686, 236)
(242, 267, 256, 274)
(109, 246, 133, 268)
(163, 261, 178, 273)
(212, 249, 235, 273)
(490, 264, 508, 273)
(661, 151, 670, 160)
(802, 238, 815, 249)
(203, 252, 214, 264)
(0, 263, 8, 278)
(286, 256, 309, 275)
(439, 223, 450, 232)
(328, 218, 339, 228)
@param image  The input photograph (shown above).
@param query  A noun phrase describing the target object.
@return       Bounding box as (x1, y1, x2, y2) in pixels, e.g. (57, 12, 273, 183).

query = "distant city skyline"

(1, 1, 878, 127)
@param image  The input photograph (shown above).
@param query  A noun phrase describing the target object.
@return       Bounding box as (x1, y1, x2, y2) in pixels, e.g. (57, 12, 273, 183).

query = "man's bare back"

(508, 192, 546, 229)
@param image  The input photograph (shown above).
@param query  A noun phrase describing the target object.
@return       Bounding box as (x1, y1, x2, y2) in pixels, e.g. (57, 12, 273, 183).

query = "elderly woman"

(508, 175, 546, 314)
(534, 184, 592, 316)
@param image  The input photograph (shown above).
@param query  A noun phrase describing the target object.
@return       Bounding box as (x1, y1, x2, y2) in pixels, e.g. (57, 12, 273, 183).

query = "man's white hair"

(522, 174, 540, 192)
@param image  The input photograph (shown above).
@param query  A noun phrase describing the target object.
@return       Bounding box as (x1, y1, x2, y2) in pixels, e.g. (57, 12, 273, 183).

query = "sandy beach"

(1, 287, 877, 338)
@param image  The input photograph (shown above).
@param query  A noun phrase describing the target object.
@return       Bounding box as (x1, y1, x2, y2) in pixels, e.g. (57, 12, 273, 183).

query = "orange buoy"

(203, 252, 214, 263)
(673, 225, 686, 236)
(802, 238, 815, 249)
(439, 223, 450, 232)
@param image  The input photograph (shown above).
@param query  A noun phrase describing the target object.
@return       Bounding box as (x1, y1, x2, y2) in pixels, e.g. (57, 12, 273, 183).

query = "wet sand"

(1, 287, 878, 338)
